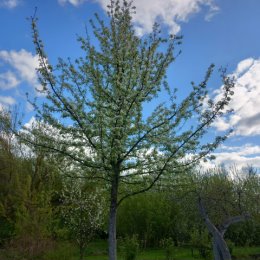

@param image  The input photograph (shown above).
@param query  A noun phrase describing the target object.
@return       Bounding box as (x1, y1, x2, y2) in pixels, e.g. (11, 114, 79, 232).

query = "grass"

(43, 240, 260, 260)
(44, 245, 195, 260)
(1, 239, 259, 260)
(233, 246, 260, 258)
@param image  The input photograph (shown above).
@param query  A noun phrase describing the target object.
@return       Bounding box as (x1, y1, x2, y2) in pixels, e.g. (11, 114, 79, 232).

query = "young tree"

(21, 1, 235, 259)
(61, 181, 103, 260)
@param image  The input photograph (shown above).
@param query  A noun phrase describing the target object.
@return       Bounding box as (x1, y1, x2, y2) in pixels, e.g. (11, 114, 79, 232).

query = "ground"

(1, 240, 259, 260)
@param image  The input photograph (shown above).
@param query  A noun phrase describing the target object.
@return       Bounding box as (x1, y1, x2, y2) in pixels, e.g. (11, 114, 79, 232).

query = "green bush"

(0, 216, 14, 247)
(160, 238, 175, 260)
(226, 239, 235, 256)
(198, 245, 211, 260)
(190, 229, 211, 259)
(123, 235, 139, 260)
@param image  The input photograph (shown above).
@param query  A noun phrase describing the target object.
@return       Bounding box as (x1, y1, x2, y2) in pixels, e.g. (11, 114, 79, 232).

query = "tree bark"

(198, 198, 231, 260)
(108, 168, 119, 260)
(108, 198, 117, 260)
(212, 232, 231, 260)
(79, 247, 84, 260)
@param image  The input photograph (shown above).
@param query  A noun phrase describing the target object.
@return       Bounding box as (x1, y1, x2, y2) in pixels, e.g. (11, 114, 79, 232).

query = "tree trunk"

(108, 169, 119, 260)
(108, 198, 117, 260)
(212, 214, 250, 260)
(79, 244, 84, 260)
(212, 232, 231, 260)
(198, 198, 231, 260)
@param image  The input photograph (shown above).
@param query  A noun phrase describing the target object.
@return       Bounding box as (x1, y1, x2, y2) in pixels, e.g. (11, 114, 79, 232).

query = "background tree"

(61, 180, 104, 260)
(117, 191, 178, 248)
(225, 168, 260, 246)
(21, 1, 235, 259)
(0, 111, 18, 246)
(195, 168, 260, 260)
(0, 110, 59, 258)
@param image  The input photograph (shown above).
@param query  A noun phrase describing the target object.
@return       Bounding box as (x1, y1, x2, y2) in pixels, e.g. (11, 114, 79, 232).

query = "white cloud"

(0, 95, 16, 105)
(0, 0, 20, 9)
(0, 49, 38, 85)
(204, 4, 219, 21)
(235, 58, 254, 76)
(58, 0, 219, 35)
(0, 95, 16, 111)
(0, 71, 20, 90)
(213, 57, 260, 136)
(0, 49, 40, 90)
(201, 144, 260, 170)
(131, 0, 219, 35)
(58, 0, 87, 6)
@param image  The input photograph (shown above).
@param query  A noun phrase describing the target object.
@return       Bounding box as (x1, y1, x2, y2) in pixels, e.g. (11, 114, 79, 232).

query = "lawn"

(1, 239, 259, 260)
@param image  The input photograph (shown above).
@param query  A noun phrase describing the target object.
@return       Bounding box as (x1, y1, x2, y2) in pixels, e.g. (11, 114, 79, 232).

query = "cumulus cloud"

(58, 0, 219, 35)
(0, 49, 40, 90)
(0, 0, 20, 9)
(201, 144, 260, 169)
(131, 0, 219, 35)
(213, 57, 260, 136)
(0, 95, 16, 111)
(0, 71, 20, 90)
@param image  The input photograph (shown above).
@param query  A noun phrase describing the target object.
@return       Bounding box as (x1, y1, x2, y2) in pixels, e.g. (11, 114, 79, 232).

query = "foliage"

(192, 167, 260, 260)
(117, 192, 178, 248)
(196, 167, 260, 230)
(225, 239, 235, 256)
(0, 110, 60, 257)
(60, 180, 104, 260)
(160, 238, 176, 260)
(190, 229, 211, 259)
(122, 235, 139, 260)
(1, 111, 259, 260)
(0, 216, 14, 246)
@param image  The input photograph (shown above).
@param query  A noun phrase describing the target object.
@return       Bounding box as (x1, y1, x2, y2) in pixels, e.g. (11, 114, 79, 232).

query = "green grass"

(43, 240, 260, 260)
(1, 239, 259, 260)
(233, 246, 260, 257)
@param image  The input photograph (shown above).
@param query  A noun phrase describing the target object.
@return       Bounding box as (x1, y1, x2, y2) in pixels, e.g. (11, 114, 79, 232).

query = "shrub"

(123, 235, 139, 260)
(0, 216, 14, 247)
(160, 238, 176, 260)
(190, 229, 211, 259)
(226, 239, 235, 256)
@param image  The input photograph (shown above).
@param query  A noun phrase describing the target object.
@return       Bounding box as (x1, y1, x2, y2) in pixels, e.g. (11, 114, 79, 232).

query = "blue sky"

(0, 0, 260, 169)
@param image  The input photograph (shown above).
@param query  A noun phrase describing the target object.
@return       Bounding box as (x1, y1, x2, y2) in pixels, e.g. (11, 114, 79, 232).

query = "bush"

(160, 238, 175, 260)
(8, 235, 55, 260)
(198, 245, 211, 260)
(0, 216, 14, 247)
(226, 239, 235, 256)
(190, 229, 211, 259)
(44, 242, 76, 260)
(123, 235, 139, 260)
